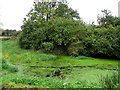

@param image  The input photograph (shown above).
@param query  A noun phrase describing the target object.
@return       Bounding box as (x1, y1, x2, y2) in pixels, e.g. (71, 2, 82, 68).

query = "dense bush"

(41, 42, 54, 52)
(19, 17, 85, 54)
(19, 1, 120, 59)
(19, 1, 82, 53)
(67, 41, 85, 56)
(79, 25, 120, 59)
(19, 19, 120, 59)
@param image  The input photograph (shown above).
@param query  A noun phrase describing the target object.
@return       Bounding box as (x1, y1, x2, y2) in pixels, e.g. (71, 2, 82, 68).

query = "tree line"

(0, 29, 21, 36)
(19, 1, 120, 59)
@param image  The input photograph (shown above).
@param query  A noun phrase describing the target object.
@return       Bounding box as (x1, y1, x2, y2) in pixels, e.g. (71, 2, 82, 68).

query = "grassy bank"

(1, 39, 119, 88)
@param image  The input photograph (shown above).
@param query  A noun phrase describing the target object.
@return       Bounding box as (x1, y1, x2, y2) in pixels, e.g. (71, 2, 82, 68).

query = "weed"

(2, 59, 18, 72)
(100, 72, 119, 89)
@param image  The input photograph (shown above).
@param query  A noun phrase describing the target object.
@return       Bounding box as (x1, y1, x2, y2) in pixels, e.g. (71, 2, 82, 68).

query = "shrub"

(19, 1, 120, 59)
(19, 17, 85, 55)
(82, 25, 120, 59)
(41, 42, 54, 52)
(67, 41, 84, 56)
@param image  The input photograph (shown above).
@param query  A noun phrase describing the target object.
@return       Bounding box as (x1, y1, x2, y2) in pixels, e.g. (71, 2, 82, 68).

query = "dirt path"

(0, 36, 11, 39)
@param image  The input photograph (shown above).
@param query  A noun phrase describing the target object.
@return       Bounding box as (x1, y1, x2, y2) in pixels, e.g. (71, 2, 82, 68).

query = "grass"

(1, 39, 119, 88)
(2, 59, 18, 72)
(99, 72, 119, 88)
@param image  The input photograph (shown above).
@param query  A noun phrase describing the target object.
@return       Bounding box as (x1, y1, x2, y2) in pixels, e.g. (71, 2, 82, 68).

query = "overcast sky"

(0, 0, 119, 30)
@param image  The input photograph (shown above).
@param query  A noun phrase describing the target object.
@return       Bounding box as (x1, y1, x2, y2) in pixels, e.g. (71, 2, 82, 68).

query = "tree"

(97, 9, 120, 27)
(24, 0, 80, 23)
(55, 3, 80, 20)
(19, 0, 83, 53)
(97, 9, 112, 26)
(21, 0, 80, 33)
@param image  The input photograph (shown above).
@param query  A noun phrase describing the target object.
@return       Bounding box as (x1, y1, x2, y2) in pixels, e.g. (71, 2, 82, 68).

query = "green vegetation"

(19, 1, 120, 59)
(100, 72, 119, 88)
(2, 59, 18, 72)
(19, 1, 82, 56)
(1, 0, 120, 89)
(83, 25, 120, 58)
(1, 40, 119, 88)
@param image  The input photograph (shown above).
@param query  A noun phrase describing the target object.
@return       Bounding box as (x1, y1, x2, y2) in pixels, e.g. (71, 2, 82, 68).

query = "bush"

(19, 1, 120, 59)
(19, 1, 83, 54)
(67, 41, 85, 56)
(19, 17, 85, 55)
(41, 42, 54, 52)
(81, 25, 120, 59)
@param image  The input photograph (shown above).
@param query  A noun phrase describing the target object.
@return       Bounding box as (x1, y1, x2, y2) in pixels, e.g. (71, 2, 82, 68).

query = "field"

(1, 39, 119, 88)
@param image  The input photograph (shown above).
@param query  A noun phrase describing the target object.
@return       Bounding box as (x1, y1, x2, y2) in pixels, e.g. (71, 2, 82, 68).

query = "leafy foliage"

(81, 25, 120, 58)
(55, 3, 80, 20)
(97, 9, 120, 27)
(19, 1, 84, 55)
(19, 2, 120, 59)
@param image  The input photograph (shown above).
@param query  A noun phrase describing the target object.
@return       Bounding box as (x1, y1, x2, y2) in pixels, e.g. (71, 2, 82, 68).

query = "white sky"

(0, 0, 120, 30)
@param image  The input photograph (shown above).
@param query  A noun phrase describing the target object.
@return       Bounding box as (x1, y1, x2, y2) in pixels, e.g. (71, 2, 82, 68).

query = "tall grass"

(100, 72, 119, 89)
(1, 40, 119, 88)
(2, 59, 18, 72)
(37, 53, 57, 61)
(2, 74, 89, 88)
